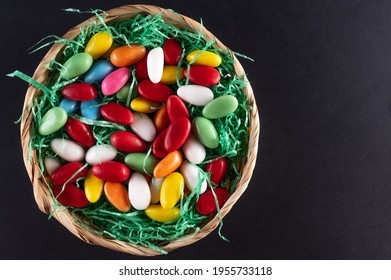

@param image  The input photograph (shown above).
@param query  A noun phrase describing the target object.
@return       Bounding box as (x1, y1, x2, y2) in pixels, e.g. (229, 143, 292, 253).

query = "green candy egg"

(124, 153, 159, 174)
(191, 116, 219, 149)
(115, 83, 135, 102)
(202, 95, 239, 119)
(60, 53, 93, 80)
(38, 107, 68, 135)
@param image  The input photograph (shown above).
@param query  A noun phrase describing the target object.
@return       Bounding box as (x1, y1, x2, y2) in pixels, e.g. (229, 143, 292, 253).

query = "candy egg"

(50, 162, 88, 185)
(162, 38, 182, 65)
(184, 65, 220, 86)
(145, 205, 180, 223)
(44, 156, 61, 175)
(150, 177, 164, 204)
(130, 113, 156, 142)
(65, 117, 95, 148)
(152, 129, 169, 159)
(177, 85, 214, 106)
(124, 153, 159, 174)
(80, 98, 101, 120)
(100, 102, 134, 125)
(182, 134, 206, 164)
(59, 98, 79, 115)
(147, 47, 164, 83)
(135, 50, 149, 81)
(164, 117, 191, 152)
(130, 97, 161, 113)
(205, 157, 228, 186)
(202, 95, 238, 119)
(166, 95, 190, 121)
(38, 107, 68, 135)
(104, 181, 131, 212)
(160, 172, 184, 209)
(115, 83, 135, 103)
(101, 67, 131, 96)
(53, 183, 88, 208)
(61, 83, 98, 101)
(50, 138, 85, 162)
(128, 172, 151, 210)
(160, 66, 184, 85)
(83, 60, 116, 84)
(60, 53, 93, 80)
(91, 161, 130, 182)
(84, 171, 104, 203)
(85, 31, 113, 60)
(186, 50, 222, 67)
(180, 161, 207, 194)
(110, 44, 146, 67)
(191, 116, 219, 149)
(138, 79, 173, 102)
(153, 150, 183, 178)
(153, 107, 170, 133)
(110, 131, 146, 153)
(196, 188, 230, 215)
(85, 144, 117, 165)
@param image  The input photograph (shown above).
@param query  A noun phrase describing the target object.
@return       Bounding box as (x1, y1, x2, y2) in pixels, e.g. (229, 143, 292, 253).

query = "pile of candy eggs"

(39, 31, 240, 223)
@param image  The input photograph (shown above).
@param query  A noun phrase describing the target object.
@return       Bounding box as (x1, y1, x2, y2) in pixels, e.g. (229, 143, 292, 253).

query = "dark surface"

(1, 0, 391, 260)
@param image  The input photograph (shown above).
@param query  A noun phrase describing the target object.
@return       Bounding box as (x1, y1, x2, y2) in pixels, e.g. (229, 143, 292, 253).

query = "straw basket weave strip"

(20, 4, 260, 256)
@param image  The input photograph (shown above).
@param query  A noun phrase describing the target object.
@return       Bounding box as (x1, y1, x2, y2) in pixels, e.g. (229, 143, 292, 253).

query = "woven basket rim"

(20, 4, 260, 256)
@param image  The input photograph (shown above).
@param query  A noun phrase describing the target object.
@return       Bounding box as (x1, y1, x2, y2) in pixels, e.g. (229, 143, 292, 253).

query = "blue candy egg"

(59, 98, 80, 114)
(83, 60, 116, 84)
(81, 98, 101, 120)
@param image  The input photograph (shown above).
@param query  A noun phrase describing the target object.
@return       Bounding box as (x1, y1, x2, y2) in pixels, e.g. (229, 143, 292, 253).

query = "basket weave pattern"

(20, 4, 260, 256)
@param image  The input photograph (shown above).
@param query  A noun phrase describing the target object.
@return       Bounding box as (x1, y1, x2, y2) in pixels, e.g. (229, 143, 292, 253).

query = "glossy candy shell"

(145, 205, 180, 223)
(195, 188, 230, 215)
(100, 102, 134, 125)
(153, 107, 170, 133)
(202, 95, 239, 119)
(110, 131, 146, 153)
(186, 50, 222, 67)
(83, 60, 115, 84)
(85, 31, 113, 59)
(205, 157, 228, 186)
(138, 79, 173, 102)
(91, 161, 131, 182)
(80, 98, 101, 120)
(162, 38, 182, 65)
(65, 117, 95, 147)
(147, 47, 164, 83)
(101, 67, 131, 96)
(84, 171, 104, 203)
(164, 117, 191, 152)
(61, 83, 98, 101)
(110, 44, 146, 67)
(177, 85, 214, 106)
(130, 113, 156, 142)
(166, 95, 190, 121)
(160, 172, 184, 209)
(152, 129, 169, 159)
(53, 184, 88, 208)
(50, 138, 85, 162)
(104, 182, 131, 212)
(124, 153, 159, 174)
(191, 116, 219, 149)
(38, 107, 67, 136)
(184, 66, 220, 87)
(153, 150, 183, 178)
(128, 172, 151, 210)
(85, 144, 117, 166)
(60, 53, 93, 80)
(50, 162, 88, 184)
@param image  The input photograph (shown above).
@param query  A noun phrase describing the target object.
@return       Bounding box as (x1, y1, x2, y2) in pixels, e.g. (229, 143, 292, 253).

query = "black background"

(1, 0, 391, 260)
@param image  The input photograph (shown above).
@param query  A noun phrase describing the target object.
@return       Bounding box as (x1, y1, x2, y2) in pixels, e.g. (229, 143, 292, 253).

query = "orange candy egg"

(104, 182, 131, 212)
(153, 106, 170, 133)
(110, 44, 146, 67)
(153, 150, 183, 178)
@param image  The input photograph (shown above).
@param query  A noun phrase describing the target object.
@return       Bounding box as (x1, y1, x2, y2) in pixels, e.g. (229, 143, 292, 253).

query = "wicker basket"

(20, 4, 260, 256)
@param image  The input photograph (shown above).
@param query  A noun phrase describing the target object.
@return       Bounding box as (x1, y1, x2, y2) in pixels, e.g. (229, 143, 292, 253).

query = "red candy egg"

(163, 38, 182, 65)
(164, 117, 191, 152)
(50, 162, 88, 185)
(110, 131, 146, 152)
(152, 128, 169, 159)
(100, 102, 134, 125)
(184, 66, 221, 87)
(91, 161, 130, 182)
(61, 83, 98, 101)
(195, 188, 230, 215)
(138, 79, 173, 102)
(53, 183, 89, 208)
(135, 50, 149, 81)
(205, 157, 228, 186)
(65, 117, 95, 147)
(166, 95, 190, 121)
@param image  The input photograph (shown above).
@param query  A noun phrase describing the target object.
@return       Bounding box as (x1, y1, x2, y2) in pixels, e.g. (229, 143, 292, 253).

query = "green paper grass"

(10, 9, 252, 254)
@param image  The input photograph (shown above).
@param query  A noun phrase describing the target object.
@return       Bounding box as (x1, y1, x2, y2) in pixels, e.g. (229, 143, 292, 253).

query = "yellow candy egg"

(130, 97, 161, 113)
(160, 172, 184, 209)
(160, 66, 184, 84)
(85, 31, 113, 60)
(186, 50, 222, 67)
(145, 205, 180, 223)
(84, 171, 104, 203)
